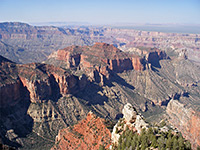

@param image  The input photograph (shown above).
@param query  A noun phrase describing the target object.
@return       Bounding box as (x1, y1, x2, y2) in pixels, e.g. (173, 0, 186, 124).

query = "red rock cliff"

(18, 63, 88, 103)
(48, 43, 145, 73)
(166, 100, 200, 149)
(0, 57, 88, 104)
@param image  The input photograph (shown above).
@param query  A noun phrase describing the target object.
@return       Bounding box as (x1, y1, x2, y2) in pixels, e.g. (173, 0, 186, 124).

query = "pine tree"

(118, 135, 122, 145)
(150, 135, 157, 148)
(172, 138, 179, 150)
(158, 136, 165, 149)
(166, 137, 173, 150)
(126, 135, 132, 148)
(147, 127, 154, 135)
(167, 130, 173, 139)
(141, 134, 148, 150)
(131, 139, 137, 150)
(178, 136, 184, 150)
(121, 140, 126, 150)
(185, 141, 191, 150)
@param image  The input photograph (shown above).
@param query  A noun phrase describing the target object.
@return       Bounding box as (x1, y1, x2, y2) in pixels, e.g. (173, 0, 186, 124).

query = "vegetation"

(99, 145, 106, 150)
(113, 127, 191, 150)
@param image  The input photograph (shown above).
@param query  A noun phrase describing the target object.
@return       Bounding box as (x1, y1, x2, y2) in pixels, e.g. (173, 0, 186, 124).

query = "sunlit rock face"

(51, 112, 111, 150)
(167, 100, 200, 149)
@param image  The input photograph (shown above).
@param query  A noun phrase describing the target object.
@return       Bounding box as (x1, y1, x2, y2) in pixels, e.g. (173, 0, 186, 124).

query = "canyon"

(0, 22, 200, 149)
(0, 22, 199, 65)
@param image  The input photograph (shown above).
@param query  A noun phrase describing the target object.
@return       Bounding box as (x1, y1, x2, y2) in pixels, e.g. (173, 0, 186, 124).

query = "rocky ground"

(0, 23, 200, 149)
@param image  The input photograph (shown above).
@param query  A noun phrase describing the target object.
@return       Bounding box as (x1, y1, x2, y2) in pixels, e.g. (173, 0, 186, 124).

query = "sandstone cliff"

(0, 59, 88, 105)
(0, 55, 90, 149)
(47, 42, 145, 73)
(166, 100, 200, 149)
(46, 43, 147, 86)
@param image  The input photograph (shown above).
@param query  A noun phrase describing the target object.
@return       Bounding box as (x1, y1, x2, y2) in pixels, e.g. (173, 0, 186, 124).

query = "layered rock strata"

(47, 43, 145, 73)
(166, 100, 200, 149)
(0, 57, 87, 105)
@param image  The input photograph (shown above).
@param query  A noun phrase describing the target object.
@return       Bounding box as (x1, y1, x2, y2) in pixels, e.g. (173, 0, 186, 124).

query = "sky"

(0, 0, 200, 25)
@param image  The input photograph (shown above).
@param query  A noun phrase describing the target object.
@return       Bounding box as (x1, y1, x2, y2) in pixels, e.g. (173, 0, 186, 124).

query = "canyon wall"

(166, 100, 200, 149)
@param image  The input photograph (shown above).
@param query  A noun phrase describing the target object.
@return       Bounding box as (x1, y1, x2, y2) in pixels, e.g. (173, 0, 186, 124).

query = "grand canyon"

(0, 22, 200, 150)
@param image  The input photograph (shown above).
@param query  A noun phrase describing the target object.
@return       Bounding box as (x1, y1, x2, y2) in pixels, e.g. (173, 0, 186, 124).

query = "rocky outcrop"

(52, 112, 111, 150)
(145, 48, 168, 68)
(46, 43, 146, 85)
(0, 80, 23, 107)
(166, 100, 200, 149)
(122, 103, 137, 123)
(0, 57, 88, 104)
(18, 63, 86, 103)
(179, 49, 188, 59)
(112, 103, 149, 145)
(47, 43, 145, 73)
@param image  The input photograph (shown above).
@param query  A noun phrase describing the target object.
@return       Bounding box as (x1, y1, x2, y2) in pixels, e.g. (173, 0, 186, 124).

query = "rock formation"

(0, 37, 200, 150)
(0, 55, 90, 149)
(51, 112, 111, 150)
(0, 58, 88, 105)
(46, 43, 147, 85)
(112, 103, 148, 145)
(0, 22, 199, 66)
(166, 100, 200, 149)
(47, 42, 145, 72)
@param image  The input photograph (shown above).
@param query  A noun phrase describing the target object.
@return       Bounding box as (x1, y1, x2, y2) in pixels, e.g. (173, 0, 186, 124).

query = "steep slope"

(0, 56, 90, 149)
(0, 40, 47, 64)
(0, 42, 200, 149)
(46, 43, 200, 148)
(0, 22, 104, 63)
(52, 112, 111, 150)
(167, 100, 200, 149)
(1, 22, 199, 65)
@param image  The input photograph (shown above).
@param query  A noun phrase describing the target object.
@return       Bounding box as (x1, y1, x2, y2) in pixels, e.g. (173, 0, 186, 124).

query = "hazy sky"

(0, 0, 199, 24)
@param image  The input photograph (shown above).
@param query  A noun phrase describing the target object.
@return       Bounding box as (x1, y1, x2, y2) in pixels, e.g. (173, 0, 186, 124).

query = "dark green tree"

(167, 130, 173, 139)
(141, 134, 148, 150)
(147, 127, 154, 135)
(166, 137, 173, 150)
(185, 141, 191, 150)
(150, 135, 157, 148)
(158, 136, 165, 149)
(118, 135, 122, 145)
(172, 138, 179, 150)
(178, 136, 184, 150)
(131, 139, 137, 150)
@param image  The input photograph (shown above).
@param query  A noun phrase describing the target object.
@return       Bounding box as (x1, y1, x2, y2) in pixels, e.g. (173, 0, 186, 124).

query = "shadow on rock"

(0, 84, 33, 149)
(108, 72, 135, 90)
(74, 82, 108, 105)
